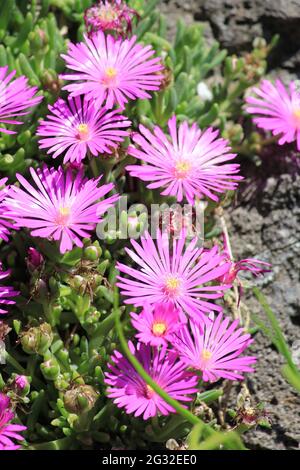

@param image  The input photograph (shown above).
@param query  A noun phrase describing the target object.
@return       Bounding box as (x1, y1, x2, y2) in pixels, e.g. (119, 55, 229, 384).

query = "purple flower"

(3, 166, 119, 253)
(105, 342, 198, 419)
(84, 0, 139, 38)
(0, 263, 19, 315)
(246, 79, 300, 150)
(117, 229, 232, 326)
(0, 393, 26, 450)
(14, 375, 29, 391)
(130, 301, 185, 347)
(0, 178, 14, 242)
(37, 96, 131, 163)
(0, 66, 42, 134)
(126, 116, 242, 205)
(171, 313, 256, 382)
(60, 31, 163, 109)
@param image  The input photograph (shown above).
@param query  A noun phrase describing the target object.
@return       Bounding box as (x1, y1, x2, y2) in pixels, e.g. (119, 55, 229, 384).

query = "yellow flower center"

(102, 8, 118, 22)
(201, 349, 212, 361)
(293, 108, 300, 128)
(144, 384, 155, 399)
(163, 276, 181, 298)
(174, 160, 191, 179)
(56, 206, 71, 226)
(152, 322, 167, 336)
(77, 123, 89, 141)
(102, 67, 118, 87)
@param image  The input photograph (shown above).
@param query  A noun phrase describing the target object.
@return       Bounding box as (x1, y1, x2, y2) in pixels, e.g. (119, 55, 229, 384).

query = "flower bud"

(83, 244, 102, 261)
(26, 247, 44, 273)
(14, 375, 30, 395)
(21, 323, 53, 355)
(40, 356, 60, 381)
(63, 385, 98, 415)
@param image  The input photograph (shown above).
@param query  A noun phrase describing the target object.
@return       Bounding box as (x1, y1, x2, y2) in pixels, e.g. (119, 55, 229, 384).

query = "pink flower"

(105, 342, 198, 419)
(0, 263, 19, 315)
(0, 393, 26, 450)
(171, 313, 256, 382)
(219, 258, 271, 284)
(84, 0, 139, 38)
(117, 229, 232, 325)
(60, 31, 163, 109)
(126, 116, 242, 205)
(37, 96, 131, 163)
(130, 302, 185, 347)
(0, 178, 14, 242)
(0, 66, 42, 134)
(14, 375, 29, 391)
(246, 79, 300, 150)
(3, 166, 119, 253)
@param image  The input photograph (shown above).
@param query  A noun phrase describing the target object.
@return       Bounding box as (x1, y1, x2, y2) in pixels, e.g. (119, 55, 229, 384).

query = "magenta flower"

(126, 116, 242, 205)
(246, 79, 300, 150)
(117, 229, 232, 325)
(171, 313, 256, 382)
(0, 263, 19, 315)
(3, 166, 119, 253)
(84, 0, 139, 38)
(130, 301, 185, 347)
(0, 66, 42, 134)
(60, 31, 163, 109)
(37, 96, 131, 164)
(14, 375, 29, 391)
(0, 178, 14, 242)
(105, 342, 198, 419)
(0, 393, 26, 450)
(219, 258, 271, 284)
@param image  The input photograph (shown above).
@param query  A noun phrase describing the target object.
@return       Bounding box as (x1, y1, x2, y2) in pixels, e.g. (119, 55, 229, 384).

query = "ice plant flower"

(219, 258, 271, 284)
(117, 229, 232, 325)
(37, 96, 131, 164)
(246, 79, 300, 150)
(0, 66, 42, 134)
(0, 178, 14, 242)
(60, 31, 163, 109)
(171, 313, 256, 382)
(3, 166, 119, 253)
(84, 0, 139, 38)
(0, 393, 26, 450)
(105, 342, 198, 419)
(0, 263, 19, 315)
(130, 301, 185, 347)
(126, 116, 242, 205)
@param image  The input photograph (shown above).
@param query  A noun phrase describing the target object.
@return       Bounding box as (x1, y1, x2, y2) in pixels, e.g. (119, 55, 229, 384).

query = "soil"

(159, 0, 300, 450)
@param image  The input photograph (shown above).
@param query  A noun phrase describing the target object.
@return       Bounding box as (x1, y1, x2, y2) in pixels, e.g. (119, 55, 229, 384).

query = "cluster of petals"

(0, 66, 42, 134)
(2, 166, 119, 253)
(0, 263, 19, 315)
(60, 31, 163, 109)
(126, 116, 242, 205)
(37, 96, 131, 163)
(171, 313, 257, 382)
(117, 229, 232, 326)
(84, 0, 139, 38)
(0, 394, 26, 450)
(246, 79, 300, 150)
(105, 341, 199, 420)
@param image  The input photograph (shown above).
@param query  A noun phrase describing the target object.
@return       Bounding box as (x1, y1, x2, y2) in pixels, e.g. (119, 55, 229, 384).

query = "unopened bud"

(21, 323, 53, 355)
(64, 385, 98, 414)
